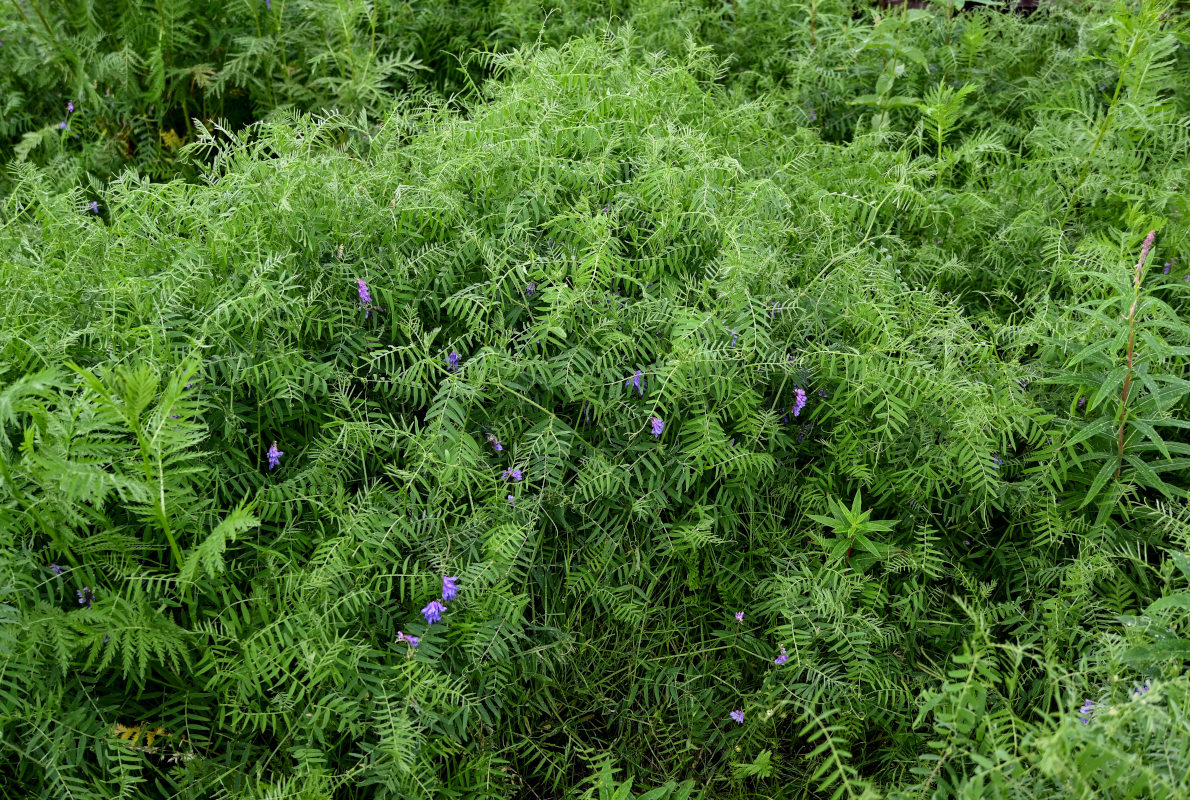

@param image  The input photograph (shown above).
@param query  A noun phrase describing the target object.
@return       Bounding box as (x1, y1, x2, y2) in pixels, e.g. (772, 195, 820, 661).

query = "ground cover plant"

(1, 1, 1190, 798)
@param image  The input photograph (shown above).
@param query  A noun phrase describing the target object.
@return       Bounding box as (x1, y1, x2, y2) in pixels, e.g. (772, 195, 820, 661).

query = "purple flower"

(767, 302, 781, 318)
(89, 201, 99, 214)
(58, 121, 67, 130)
(67, 101, 74, 113)
(730, 710, 744, 724)
(625, 370, 645, 397)
(356, 278, 372, 305)
(507, 494, 516, 505)
(487, 434, 503, 451)
(502, 467, 523, 481)
(442, 576, 459, 602)
(792, 388, 807, 418)
(77, 586, 94, 607)
(267, 441, 283, 470)
(396, 631, 420, 647)
(526, 281, 537, 297)
(730, 329, 739, 347)
(734, 611, 744, 623)
(774, 647, 788, 666)
(50, 563, 63, 576)
(1132, 680, 1152, 699)
(650, 416, 664, 437)
(1078, 397, 1086, 409)
(265, 0, 271, 8)
(422, 599, 446, 625)
(103, 635, 110, 643)
(446, 351, 460, 372)
(991, 455, 1002, 469)
(1079, 699, 1095, 724)
(1165, 263, 1172, 275)
(817, 388, 827, 398)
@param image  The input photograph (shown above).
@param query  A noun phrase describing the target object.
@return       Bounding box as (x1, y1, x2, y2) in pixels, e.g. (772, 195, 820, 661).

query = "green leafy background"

(1, 1, 1189, 798)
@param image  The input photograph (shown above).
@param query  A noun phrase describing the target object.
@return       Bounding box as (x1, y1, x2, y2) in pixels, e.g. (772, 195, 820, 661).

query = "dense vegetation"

(2, 0, 1189, 798)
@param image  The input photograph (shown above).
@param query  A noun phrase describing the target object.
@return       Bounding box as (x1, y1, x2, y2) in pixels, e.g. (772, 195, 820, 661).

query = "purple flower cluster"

(50, 563, 63, 576)
(729, 710, 744, 724)
(792, 388, 807, 418)
(267, 441, 283, 471)
(487, 434, 503, 451)
(414, 575, 463, 631)
(356, 278, 382, 319)
(625, 369, 645, 396)
(77, 586, 94, 607)
(526, 281, 537, 297)
(502, 467, 523, 482)
(650, 416, 665, 438)
(734, 611, 744, 623)
(421, 599, 446, 625)
(1078, 699, 1095, 724)
(446, 351, 460, 372)
(774, 647, 788, 666)
(396, 631, 420, 648)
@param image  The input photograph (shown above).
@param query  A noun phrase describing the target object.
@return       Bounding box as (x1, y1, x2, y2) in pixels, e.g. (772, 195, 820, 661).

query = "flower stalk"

(1116, 231, 1156, 478)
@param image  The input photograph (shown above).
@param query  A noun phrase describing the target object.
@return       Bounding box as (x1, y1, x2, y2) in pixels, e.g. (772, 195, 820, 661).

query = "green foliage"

(1, 1, 1189, 799)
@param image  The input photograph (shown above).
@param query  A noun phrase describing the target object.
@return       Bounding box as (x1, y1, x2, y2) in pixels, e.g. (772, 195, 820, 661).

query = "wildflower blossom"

(396, 631, 420, 647)
(67, 101, 74, 113)
(774, 647, 788, 666)
(650, 416, 664, 437)
(267, 442, 283, 470)
(77, 587, 94, 607)
(421, 599, 446, 625)
(730, 710, 744, 724)
(89, 201, 99, 214)
(526, 281, 537, 297)
(442, 576, 459, 602)
(502, 467, 523, 482)
(507, 494, 516, 505)
(486, 434, 503, 451)
(1079, 699, 1095, 724)
(58, 121, 67, 130)
(356, 278, 372, 305)
(50, 563, 63, 576)
(730, 329, 739, 347)
(1078, 397, 1086, 409)
(1132, 680, 1152, 699)
(792, 388, 807, 417)
(991, 455, 1002, 469)
(734, 611, 744, 623)
(625, 370, 645, 397)
(446, 351, 460, 372)
(1165, 263, 1172, 275)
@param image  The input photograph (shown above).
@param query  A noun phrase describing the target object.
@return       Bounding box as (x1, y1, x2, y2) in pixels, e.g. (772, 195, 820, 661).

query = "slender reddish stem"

(1116, 231, 1156, 478)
